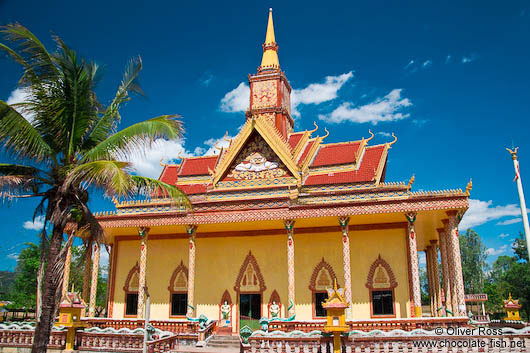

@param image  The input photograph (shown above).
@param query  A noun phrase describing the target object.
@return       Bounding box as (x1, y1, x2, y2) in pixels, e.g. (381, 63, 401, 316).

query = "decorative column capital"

(283, 219, 295, 232)
(138, 227, 150, 239)
(436, 228, 445, 235)
(405, 212, 417, 224)
(430, 239, 438, 246)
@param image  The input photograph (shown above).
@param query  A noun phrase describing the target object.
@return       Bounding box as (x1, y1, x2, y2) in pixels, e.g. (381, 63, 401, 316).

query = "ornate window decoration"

(309, 258, 338, 318)
(123, 263, 140, 317)
(168, 261, 188, 317)
(365, 255, 397, 318)
(234, 251, 266, 294)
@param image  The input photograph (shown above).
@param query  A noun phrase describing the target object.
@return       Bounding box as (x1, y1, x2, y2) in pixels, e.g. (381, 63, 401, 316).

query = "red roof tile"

(178, 156, 218, 176)
(297, 140, 315, 165)
(288, 132, 304, 150)
(310, 141, 362, 167)
(304, 145, 386, 185)
(178, 184, 208, 195)
(158, 165, 179, 184)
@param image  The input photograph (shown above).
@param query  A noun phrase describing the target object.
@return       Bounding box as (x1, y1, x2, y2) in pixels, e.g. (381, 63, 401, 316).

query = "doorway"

(239, 293, 261, 330)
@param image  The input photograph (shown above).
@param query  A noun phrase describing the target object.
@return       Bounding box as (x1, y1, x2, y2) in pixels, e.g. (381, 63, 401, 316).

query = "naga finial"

(160, 158, 167, 167)
(507, 147, 519, 160)
(408, 174, 415, 187)
(365, 129, 374, 143)
(177, 151, 183, 160)
(223, 131, 231, 143)
(465, 179, 472, 194)
(214, 141, 223, 151)
(388, 133, 397, 147)
(309, 121, 319, 135)
(207, 167, 214, 176)
(321, 127, 329, 140)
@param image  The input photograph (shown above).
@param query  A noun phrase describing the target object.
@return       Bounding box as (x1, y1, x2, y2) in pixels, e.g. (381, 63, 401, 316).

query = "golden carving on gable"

(251, 80, 277, 109)
(280, 81, 290, 114)
(373, 265, 390, 288)
(226, 133, 288, 180)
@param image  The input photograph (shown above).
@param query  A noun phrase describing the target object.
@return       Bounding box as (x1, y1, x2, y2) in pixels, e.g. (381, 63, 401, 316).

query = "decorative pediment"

(234, 251, 266, 293)
(168, 261, 188, 292)
(213, 118, 300, 186)
(309, 258, 338, 291)
(365, 255, 398, 289)
(123, 263, 139, 292)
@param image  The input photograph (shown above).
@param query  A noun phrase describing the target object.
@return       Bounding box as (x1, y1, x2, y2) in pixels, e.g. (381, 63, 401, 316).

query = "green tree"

(0, 24, 189, 353)
(459, 229, 488, 293)
(8, 243, 40, 308)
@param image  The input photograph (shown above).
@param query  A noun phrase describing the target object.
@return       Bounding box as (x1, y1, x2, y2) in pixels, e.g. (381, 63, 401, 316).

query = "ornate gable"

(212, 118, 300, 186)
(223, 131, 291, 181)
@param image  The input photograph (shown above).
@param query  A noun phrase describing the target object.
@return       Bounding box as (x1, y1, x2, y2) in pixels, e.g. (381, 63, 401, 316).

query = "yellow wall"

(110, 227, 411, 323)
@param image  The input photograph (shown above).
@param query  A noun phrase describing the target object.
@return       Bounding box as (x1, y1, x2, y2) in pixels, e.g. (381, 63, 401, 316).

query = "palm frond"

(82, 56, 144, 147)
(82, 115, 182, 162)
(0, 42, 38, 83)
(0, 163, 43, 200)
(65, 160, 134, 198)
(130, 175, 191, 209)
(0, 100, 53, 162)
(0, 24, 58, 81)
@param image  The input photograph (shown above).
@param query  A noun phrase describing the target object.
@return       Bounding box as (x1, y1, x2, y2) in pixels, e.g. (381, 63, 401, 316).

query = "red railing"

(146, 335, 178, 353)
(268, 317, 469, 333)
(83, 318, 199, 334)
(76, 331, 143, 352)
(0, 329, 65, 349)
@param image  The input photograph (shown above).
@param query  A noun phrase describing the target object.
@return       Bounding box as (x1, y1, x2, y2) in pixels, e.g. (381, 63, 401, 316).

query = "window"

(314, 292, 328, 317)
(171, 293, 188, 316)
(125, 293, 138, 316)
(372, 290, 393, 316)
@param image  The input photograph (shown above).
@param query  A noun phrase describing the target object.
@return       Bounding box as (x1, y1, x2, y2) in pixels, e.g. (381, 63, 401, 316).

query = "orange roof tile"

(311, 141, 362, 167)
(288, 132, 304, 149)
(298, 140, 315, 165)
(304, 145, 386, 185)
(158, 165, 179, 185)
(178, 156, 218, 176)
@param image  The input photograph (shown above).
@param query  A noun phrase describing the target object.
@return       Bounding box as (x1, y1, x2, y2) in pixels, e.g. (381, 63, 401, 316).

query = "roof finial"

(388, 133, 397, 147)
(365, 129, 374, 143)
(309, 121, 318, 135)
(259, 9, 280, 72)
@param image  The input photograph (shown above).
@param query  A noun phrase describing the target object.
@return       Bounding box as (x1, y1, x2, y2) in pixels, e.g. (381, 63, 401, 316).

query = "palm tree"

(0, 24, 189, 353)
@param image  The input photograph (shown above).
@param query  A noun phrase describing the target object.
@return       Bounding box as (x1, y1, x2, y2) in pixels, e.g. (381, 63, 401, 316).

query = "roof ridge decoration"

(212, 116, 300, 186)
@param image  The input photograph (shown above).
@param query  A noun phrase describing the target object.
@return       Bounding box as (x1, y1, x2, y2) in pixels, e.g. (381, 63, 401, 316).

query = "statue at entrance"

(269, 301, 280, 318)
(221, 300, 231, 320)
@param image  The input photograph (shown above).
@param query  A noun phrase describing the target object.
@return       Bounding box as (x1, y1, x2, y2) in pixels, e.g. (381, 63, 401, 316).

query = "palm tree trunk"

(31, 225, 65, 353)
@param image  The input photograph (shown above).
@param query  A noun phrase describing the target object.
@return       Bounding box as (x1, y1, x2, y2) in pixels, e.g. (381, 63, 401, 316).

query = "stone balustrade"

(0, 329, 65, 349)
(76, 330, 144, 352)
(146, 335, 178, 353)
(242, 327, 530, 353)
(268, 317, 469, 333)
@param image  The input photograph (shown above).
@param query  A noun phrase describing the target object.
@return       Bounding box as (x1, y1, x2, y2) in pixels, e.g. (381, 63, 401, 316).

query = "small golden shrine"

(323, 281, 349, 353)
(503, 293, 522, 321)
(56, 291, 87, 351)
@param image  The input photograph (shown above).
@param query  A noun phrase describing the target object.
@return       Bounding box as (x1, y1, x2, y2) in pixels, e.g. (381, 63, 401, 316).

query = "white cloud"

(7, 253, 18, 261)
(127, 135, 234, 179)
(422, 60, 432, 68)
(445, 55, 452, 64)
(220, 82, 250, 113)
(23, 215, 45, 231)
(459, 199, 525, 230)
(376, 131, 392, 138)
(404, 60, 415, 70)
(318, 89, 412, 125)
(497, 218, 522, 226)
(486, 244, 508, 256)
(127, 139, 192, 179)
(219, 72, 354, 117)
(199, 72, 214, 87)
(6, 88, 35, 122)
(499, 233, 510, 239)
(291, 72, 353, 117)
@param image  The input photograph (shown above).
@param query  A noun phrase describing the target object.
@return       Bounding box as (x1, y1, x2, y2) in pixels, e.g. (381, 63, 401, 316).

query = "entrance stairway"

(206, 334, 241, 350)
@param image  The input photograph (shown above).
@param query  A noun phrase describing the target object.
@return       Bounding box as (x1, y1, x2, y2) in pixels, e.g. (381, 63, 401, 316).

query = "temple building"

(69, 9, 471, 332)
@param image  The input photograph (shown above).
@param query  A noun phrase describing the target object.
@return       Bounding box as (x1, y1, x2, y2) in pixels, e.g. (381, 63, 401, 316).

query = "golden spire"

(259, 8, 280, 72)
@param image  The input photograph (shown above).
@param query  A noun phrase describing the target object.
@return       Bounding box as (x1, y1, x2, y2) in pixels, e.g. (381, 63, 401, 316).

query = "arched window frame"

(309, 258, 338, 319)
(123, 263, 140, 318)
(365, 255, 398, 318)
(168, 261, 188, 318)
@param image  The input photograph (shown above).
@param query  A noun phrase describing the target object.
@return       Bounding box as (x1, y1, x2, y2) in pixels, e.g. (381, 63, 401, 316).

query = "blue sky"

(1, 0, 530, 271)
